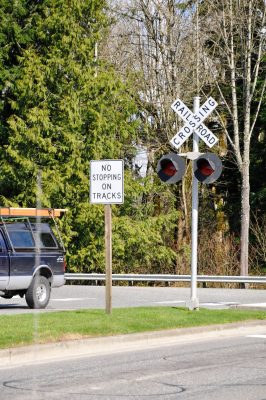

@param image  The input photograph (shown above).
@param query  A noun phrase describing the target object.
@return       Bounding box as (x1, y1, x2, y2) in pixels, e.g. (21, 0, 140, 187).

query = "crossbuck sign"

(170, 97, 218, 149)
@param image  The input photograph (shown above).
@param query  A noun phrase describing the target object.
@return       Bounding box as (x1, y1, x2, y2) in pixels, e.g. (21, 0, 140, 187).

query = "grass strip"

(0, 307, 265, 349)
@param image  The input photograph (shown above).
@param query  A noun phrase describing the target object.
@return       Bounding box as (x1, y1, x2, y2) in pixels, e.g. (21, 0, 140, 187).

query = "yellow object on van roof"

(0, 207, 67, 218)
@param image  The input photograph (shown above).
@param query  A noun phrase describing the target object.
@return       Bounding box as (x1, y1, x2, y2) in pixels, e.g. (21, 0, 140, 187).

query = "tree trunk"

(240, 0, 252, 278)
(240, 157, 250, 277)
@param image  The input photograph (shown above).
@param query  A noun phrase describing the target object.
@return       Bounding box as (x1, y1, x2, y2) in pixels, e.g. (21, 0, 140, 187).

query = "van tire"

(26, 276, 51, 309)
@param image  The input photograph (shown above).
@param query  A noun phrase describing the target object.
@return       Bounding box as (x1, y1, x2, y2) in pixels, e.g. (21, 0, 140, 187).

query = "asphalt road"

(0, 326, 265, 399)
(0, 285, 266, 314)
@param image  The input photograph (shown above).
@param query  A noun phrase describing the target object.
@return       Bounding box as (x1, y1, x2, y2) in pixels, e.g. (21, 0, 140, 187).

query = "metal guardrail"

(65, 273, 266, 284)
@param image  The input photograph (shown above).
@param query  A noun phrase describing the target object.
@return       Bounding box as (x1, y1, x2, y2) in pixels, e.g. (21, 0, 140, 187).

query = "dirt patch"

(59, 333, 88, 341)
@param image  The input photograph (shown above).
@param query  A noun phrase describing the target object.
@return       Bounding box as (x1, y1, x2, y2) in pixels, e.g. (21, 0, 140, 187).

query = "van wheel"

(26, 276, 51, 309)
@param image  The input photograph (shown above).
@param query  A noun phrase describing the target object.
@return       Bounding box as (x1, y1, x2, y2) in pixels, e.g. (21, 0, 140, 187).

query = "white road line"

(154, 300, 186, 305)
(200, 302, 239, 306)
(51, 298, 96, 302)
(246, 335, 266, 339)
(154, 301, 240, 306)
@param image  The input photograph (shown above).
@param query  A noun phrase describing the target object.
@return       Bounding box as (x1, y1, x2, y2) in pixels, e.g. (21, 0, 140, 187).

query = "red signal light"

(157, 153, 186, 184)
(194, 153, 222, 184)
(161, 160, 177, 177)
(196, 159, 214, 177)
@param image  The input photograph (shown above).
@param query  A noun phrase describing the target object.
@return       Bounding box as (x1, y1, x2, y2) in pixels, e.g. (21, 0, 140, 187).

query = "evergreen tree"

(0, 0, 139, 271)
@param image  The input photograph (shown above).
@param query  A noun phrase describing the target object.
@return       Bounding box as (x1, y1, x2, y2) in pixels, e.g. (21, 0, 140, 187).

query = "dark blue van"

(0, 212, 66, 309)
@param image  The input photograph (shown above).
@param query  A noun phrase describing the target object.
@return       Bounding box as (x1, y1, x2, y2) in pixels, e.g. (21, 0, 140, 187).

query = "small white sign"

(170, 97, 218, 149)
(90, 160, 124, 204)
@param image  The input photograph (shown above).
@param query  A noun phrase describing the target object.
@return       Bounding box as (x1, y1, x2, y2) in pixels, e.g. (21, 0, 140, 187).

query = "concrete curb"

(1, 319, 266, 368)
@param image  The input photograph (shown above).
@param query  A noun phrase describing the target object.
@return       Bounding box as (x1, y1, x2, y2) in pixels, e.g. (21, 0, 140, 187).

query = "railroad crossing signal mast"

(157, 97, 222, 310)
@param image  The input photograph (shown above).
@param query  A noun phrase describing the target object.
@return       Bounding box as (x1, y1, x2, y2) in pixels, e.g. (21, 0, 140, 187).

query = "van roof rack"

(0, 208, 66, 252)
(0, 207, 67, 218)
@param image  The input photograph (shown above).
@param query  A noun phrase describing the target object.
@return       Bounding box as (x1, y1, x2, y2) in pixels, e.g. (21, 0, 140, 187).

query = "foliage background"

(0, 0, 265, 275)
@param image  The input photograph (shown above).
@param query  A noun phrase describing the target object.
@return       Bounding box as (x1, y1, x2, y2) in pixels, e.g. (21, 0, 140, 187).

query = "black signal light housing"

(194, 153, 222, 184)
(157, 153, 186, 184)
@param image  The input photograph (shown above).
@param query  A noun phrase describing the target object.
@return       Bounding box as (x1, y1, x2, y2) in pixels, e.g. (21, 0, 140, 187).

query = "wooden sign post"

(90, 159, 124, 314)
(105, 204, 112, 314)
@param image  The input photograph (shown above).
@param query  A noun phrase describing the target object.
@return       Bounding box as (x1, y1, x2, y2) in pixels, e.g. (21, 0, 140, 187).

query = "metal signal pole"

(187, 0, 200, 310)
(187, 97, 200, 310)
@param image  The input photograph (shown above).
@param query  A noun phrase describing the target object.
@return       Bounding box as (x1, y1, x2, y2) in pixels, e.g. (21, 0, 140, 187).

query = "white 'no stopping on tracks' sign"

(90, 160, 124, 204)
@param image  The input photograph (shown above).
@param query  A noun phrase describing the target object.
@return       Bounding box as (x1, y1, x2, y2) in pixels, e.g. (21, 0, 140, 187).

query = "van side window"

(8, 231, 35, 248)
(40, 233, 57, 248)
(0, 231, 4, 252)
(34, 233, 57, 248)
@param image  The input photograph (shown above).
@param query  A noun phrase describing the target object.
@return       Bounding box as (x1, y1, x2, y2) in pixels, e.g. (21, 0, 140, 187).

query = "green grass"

(0, 307, 265, 349)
